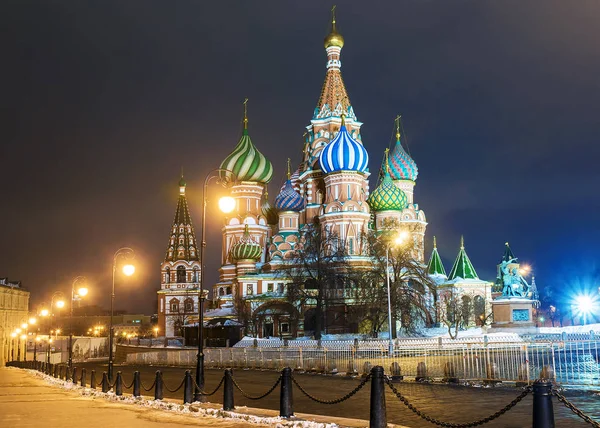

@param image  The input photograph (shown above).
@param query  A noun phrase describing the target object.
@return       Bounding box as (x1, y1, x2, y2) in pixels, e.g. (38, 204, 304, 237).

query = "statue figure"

(500, 258, 518, 297)
(500, 257, 532, 299)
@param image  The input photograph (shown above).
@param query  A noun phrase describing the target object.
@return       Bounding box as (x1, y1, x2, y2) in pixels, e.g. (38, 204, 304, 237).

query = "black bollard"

(279, 367, 293, 418)
(154, 371, 163, 400)
(115, 372, 123, 396)
(532, 380, 555, 428)
(133, 371, 141, 398)
(72, 367, 78, 384)
(223, 369, 234, 411)
(183, 370, 193, 404)
(102, 372, 109, 393)
(65, 366, 70, 382)
(90, 370, 96, 389)
(54, 364, 59, 378)
(369, 366, 387, 428)
(81, 368, 86, 387)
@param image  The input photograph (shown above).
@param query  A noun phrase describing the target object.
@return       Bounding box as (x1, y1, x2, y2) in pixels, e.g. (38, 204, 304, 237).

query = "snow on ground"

(25, 369, 339, 428)
(538, 323, 600, 334)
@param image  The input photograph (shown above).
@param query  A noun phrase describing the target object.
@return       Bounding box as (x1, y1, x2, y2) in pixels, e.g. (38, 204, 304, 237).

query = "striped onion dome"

(220, 127, 273, 184)
(275, 179, 304, 212)
(230, 224, 262, 261)
(368, 167, 407, 211)
(318, 116, 369, 174)
(261, 191, 278, 225)
(388, 133, 418, 182)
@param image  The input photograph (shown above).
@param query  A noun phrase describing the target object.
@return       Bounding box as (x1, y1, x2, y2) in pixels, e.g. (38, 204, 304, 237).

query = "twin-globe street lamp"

(194, 168, 236, 402)
(108, 247, 136, 381)
(68, 276, 89, 369)
(385, 231, 409, 356)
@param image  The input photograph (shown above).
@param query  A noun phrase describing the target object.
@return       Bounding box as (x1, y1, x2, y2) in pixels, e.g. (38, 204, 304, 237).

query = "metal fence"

(126, 337, 600, 387)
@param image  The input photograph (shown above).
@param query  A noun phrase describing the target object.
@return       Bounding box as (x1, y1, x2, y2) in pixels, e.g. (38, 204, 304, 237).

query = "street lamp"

(68, 276, 88, 369)
(108, 247, 135, 381)
(385, 231, 408, 356)
(195, 167, 237, 402)
(10, 332, 17, 361)
(21, 323, 29, 361)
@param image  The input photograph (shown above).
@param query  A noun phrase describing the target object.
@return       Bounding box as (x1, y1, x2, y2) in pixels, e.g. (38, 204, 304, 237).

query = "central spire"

(314, 7, 354, 121)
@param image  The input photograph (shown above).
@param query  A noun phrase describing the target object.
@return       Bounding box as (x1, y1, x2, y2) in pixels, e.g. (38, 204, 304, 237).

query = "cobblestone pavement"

(78, 362, 599, 427)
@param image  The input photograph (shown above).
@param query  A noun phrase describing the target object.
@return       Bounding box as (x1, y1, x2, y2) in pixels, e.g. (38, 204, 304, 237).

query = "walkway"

(0, 367, 379, 428)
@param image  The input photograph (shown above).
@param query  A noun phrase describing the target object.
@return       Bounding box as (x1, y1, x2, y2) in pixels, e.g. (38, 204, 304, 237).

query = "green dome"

(220, 128, 273, 184)
(368, 169, 407, 211)
(230, 225, 263, 261)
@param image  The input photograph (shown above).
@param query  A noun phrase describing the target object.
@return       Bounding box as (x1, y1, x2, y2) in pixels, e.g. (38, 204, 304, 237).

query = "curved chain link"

(140, 379, 156, 392)
(291, 373, 371, 405)
(122, 376, 135, 390)
(553, 389, 600, 427)
(160, 374, 186, 393)
(231, 375, 281, 400)
(192, 375, 225, 396)
(385, 379, 532, 428)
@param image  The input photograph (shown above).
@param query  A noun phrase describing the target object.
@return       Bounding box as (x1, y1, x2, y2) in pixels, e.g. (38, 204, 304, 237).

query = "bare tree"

(437, 288, 479, 339)
(233, 292, 255, 337)
(280, 218, 350, 340)
(347, 230, 436, 337)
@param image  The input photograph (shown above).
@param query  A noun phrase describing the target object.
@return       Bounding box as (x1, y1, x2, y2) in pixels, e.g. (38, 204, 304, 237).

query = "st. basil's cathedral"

(157, 10, 493, 338)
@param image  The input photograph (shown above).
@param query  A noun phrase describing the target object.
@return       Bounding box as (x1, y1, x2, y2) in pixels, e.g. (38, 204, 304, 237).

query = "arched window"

(170, 299, 179, 313)
(219, 288, 225, 296)
(184, 298, 194, 312)
(226, 286, 232, 295)
(165, 268, 170, 284)
(193, 267, 199, 283)
(177, 266, 186, 283)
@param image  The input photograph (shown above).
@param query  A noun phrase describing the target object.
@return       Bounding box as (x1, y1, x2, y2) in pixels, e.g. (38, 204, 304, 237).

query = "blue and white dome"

(318, 118, 369, 174)
(275, 179, 304, 212)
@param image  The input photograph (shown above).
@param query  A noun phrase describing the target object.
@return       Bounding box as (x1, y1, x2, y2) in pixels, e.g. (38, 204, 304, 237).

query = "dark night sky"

(2, 1, 599, 315)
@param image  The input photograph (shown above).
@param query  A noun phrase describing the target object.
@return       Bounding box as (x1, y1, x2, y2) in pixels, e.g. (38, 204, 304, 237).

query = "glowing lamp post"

(194, 168, 236, 402)
(68, 276, 88, 369)
(574, 294, 597, 326)
(386, 231, 408, 356)
(108, 247, 135, 381)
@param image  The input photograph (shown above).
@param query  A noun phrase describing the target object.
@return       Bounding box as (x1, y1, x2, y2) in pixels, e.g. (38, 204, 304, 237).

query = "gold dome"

(324, 30, 344, 49)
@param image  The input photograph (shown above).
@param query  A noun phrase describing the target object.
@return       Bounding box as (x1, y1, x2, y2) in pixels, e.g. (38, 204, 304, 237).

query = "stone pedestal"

(491, 298, 536, 329)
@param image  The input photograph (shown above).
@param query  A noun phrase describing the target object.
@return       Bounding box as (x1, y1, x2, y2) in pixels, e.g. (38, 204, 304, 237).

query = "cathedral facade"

(156, 10, 492, 339)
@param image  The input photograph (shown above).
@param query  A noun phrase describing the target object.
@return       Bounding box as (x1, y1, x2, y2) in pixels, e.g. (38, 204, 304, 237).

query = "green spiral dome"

(220, 129, 273, 184)
(230, 224, 263, 261)
(368, 169, 407, 211)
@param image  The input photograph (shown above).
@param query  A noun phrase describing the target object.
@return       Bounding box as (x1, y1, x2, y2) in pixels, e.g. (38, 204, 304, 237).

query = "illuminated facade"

(0, 278, 30, 366)
(156, 176, 202, 337)
(211, 10, 428, 338)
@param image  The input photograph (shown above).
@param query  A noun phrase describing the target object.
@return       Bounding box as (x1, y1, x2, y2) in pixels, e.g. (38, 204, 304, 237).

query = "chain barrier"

(231, 375, 281, 400)
(160, 374, 186, 394)
(140, 379, 156, 392)
(192, 375, 225, 397)
(385, 378, 532, 428)
(553, 389, 600, 427)
(122, 377, 135, 390)
(291, 373, 371, 405)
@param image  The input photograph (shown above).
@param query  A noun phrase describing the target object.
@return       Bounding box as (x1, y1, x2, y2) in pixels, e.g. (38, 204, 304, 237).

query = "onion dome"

(324, 7, 344, 49)
(319, 115, 369, 174)
(388, 118, 418, 181)
(220, 100, 273, 184)
(368, 149, 407, 211)
(230, 224, 262, 261)
(261, 189, 278, 225)
(275, 159, 304, 212)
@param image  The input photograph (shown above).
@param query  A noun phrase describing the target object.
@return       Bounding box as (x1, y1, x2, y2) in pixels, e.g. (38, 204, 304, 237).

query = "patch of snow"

(26, 369, 339, 428)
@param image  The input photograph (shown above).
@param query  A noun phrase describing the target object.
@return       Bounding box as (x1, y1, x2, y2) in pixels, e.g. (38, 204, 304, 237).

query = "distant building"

(0, 278, 30, 365)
